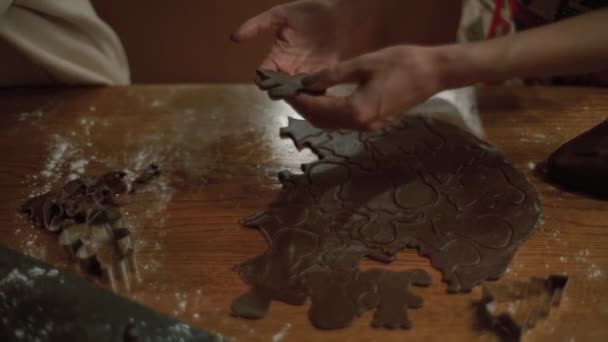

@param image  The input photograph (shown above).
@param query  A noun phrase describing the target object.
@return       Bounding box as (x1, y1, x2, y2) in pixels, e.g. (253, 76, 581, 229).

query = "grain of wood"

(0, 85, 606, 342)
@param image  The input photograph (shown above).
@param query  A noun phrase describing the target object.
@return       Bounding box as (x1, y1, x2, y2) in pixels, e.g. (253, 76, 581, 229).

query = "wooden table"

(0, 85, 607, 342)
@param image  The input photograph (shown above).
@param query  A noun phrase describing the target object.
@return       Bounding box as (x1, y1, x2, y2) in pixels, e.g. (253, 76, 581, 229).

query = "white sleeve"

(0, 0, 130, 86)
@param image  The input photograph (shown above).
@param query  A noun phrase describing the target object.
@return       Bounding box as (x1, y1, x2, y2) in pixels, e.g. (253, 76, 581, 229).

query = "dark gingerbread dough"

(546, 119, 608, 197)
(255, 69, 324, 100)
(232, 116, 541, 329)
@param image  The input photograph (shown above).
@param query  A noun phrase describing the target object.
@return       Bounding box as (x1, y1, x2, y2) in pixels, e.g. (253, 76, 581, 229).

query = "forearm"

(437, 9, 608, 88)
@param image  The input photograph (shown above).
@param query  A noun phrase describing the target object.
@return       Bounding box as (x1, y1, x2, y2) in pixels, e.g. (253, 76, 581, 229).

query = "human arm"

(439, 8, 608, 88)
(296, 8, 608, 130)
(231, 0, 460, 74)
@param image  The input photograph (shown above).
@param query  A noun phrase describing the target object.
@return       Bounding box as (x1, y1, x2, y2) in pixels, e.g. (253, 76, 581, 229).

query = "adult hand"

(290, 45, 447, 131)
(231, 0, 377, 74)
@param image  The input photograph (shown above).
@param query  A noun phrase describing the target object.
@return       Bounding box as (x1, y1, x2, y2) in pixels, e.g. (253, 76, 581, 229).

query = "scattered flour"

(570, 249, 604, 280)
(1, 267, 60, 289)
(20, 232, 47, 260)
(18, 110, 43, 121)
(27, 267, 46, 277)
(40, 135, 75, 179)
(167, 323, 192, 338)
(24, 117, 101, 197)
(575, 249, 590, 263)
(506, 302, 518, 315)
(37, 322, 55, 338)
(588, 264, 603, 280)
(26, 267, 59, 278)
(80, 117, 96, 136)
(531, 133, 546, 140)
(18, 109, 184, 299)
(14, 329, 24, 339)
(70, 159, 89, 175)
(66, 158, 92, 180)
(150, 100, 164, 108)
(173, 292, 189, 315)
(0, 269, 33, 287)
(272, 323, 292, 342)
(178, 300, 187, 312)
(519, 133, 547, 144)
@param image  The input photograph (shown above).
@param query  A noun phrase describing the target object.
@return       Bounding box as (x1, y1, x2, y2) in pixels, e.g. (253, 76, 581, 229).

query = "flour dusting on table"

(18, 109, 180, 294)
(272, 323, 292, 342)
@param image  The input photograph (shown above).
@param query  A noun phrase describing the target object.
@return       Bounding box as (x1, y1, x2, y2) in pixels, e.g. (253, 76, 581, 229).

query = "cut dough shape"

(255, 69, 325, 100)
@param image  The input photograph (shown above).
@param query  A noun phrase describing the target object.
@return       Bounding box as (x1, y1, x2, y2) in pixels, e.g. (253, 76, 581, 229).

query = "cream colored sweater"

(0, 0, 130, 86)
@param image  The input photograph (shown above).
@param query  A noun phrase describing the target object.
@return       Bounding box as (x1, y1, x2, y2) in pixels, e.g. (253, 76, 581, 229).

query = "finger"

(260, 57, 280, 71)
(349, 91, 397, 131)
(255, 69, 282, 89)
(289, 94, 353, 129)
(260, 55, 298, 74)
(367, 119, 391, 131)
(288, 94, 372, 131)
(231, 9, 286, 43)
(302, 58, 368, 91)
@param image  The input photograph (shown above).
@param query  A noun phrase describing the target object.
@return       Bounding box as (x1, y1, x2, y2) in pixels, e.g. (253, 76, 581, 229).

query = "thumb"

(302, 58, 367, 91)
(231, 9, 286, 42)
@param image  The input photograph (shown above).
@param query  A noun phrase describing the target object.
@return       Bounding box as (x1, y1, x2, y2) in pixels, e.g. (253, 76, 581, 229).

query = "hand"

(291, 45, 446, 131)
(231, 0, 377, 74)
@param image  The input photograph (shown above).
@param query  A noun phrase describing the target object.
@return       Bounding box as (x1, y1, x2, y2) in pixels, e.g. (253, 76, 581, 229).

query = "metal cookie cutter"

(474, 275, 568, 341)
